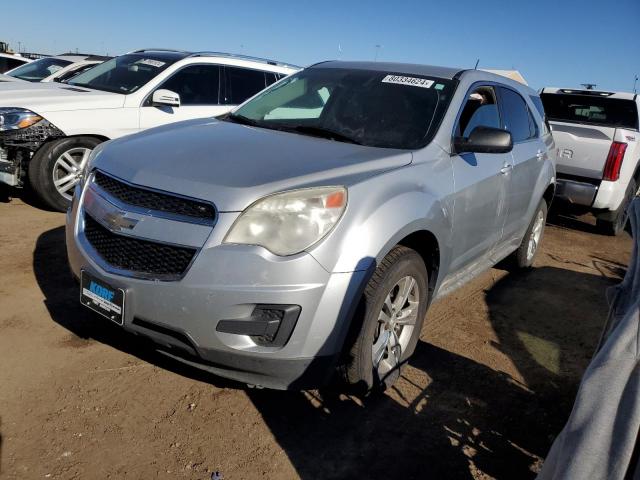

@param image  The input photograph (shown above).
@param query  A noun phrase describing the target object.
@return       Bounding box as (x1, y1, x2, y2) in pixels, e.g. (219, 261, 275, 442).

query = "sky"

(3, 0, 639, 92)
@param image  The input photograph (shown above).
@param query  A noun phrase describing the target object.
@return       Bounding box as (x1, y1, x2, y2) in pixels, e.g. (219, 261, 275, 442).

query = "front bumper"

(0, 120, 64, 187)
(65, 190, 368, 390)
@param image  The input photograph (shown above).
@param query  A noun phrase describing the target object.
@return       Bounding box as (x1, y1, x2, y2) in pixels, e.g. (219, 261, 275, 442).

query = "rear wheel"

(513, 199, 547, 268)
(28, 136, 102, 212)
(596, 179, 637, 236)
(342, 245, 429, 393)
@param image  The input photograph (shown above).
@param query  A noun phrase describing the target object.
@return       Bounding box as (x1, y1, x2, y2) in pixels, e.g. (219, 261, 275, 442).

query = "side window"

(265, 72, 281, 87)
(155, 65, 220, 106)
(529, 95, 550, 135)
(224, 67, 267, 105)
(499, 87, 535, 142)
(0, 57, 25, 73)
(456, 86, 501, 138)
(527, 108, 539, 138)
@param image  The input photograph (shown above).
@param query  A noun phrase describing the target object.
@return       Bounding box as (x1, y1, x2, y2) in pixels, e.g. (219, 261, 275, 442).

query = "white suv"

(0, 49, 298, 210)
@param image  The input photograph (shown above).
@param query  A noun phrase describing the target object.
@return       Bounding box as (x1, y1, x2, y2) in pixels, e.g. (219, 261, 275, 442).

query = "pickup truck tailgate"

(550, 121, 615, 178)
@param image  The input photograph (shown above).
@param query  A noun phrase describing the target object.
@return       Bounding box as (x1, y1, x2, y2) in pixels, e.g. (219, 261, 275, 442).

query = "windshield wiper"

(290, 125, 363, 145)
(221, 113, 263, 127)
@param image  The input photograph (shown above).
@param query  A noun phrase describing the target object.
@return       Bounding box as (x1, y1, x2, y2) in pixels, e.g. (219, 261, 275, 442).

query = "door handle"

(536, 150, 545, 160)
(500, 164, 513, 175)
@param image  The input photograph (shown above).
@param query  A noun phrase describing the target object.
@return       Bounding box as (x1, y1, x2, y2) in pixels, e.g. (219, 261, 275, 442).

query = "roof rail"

(188, 51, 299, 69)
(58, 52, 97, 57)
(128, 48, 190, 54)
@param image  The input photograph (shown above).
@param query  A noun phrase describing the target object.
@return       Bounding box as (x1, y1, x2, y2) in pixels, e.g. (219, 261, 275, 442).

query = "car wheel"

(514, 199, 548, 268)
(342, 245, 429, 392)
(596, 179, 637, 236)
(28, 136, 102, 212)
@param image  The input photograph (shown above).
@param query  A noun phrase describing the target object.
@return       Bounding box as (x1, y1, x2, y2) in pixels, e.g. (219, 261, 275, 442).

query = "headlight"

(224, 186, 347, 256)
(0, 108, 43, 131)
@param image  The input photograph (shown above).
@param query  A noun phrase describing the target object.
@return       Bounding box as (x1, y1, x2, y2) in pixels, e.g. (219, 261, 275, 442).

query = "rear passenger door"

(497, 86, 545, 245)
(222, 66, 280, 107)
(139, 64, 228, 130)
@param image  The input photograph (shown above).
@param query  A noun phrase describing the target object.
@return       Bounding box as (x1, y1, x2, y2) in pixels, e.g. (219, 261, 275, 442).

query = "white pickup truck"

(541, 88, 640, 235)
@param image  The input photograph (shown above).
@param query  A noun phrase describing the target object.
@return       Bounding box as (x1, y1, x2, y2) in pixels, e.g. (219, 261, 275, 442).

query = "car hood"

(0, 82, 124, 112)
(95, 119, 413, 212)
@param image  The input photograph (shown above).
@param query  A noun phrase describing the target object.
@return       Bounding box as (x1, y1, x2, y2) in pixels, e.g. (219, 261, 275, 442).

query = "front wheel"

(28, 136, 102, 212)
(342, 245, 429, 393)
(513, 199, 548, 268)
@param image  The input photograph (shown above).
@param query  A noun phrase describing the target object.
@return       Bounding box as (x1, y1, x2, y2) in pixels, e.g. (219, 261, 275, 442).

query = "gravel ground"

(0, 196, 632, 479)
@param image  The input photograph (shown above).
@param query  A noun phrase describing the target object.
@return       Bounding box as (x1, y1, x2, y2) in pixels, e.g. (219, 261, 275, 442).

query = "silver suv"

(66, 61, 556, 391)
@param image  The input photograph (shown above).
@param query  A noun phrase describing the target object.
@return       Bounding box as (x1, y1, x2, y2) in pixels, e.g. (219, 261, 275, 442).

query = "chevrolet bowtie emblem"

(103, 210, 139, 231)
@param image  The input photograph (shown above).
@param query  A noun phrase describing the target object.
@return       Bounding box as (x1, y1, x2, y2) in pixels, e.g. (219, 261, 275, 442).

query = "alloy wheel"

(372, 275, 420, 379)
(52, 147, 92, 201)
(527, 209, 545, 261)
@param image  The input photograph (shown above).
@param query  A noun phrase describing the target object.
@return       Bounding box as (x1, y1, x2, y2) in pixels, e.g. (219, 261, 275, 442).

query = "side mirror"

(152, 89, 181, 107)
(454, 126, 513, 154)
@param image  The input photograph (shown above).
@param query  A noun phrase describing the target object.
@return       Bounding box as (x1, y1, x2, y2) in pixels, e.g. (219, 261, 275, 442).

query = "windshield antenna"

(474, 59, 480, 70)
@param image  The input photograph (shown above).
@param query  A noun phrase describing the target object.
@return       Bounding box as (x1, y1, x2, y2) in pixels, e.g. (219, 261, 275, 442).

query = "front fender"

(307, 161, 454, 285)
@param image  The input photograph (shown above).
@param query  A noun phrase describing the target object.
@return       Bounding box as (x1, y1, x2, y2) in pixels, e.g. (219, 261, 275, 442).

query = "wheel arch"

(543, 182, 555, 208)
(33, 133, 110, 155)
(395, 230, 441, 300)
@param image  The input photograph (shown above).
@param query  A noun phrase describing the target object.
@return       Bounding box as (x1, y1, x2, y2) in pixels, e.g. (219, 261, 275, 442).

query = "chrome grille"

(93, 171, 216, 222)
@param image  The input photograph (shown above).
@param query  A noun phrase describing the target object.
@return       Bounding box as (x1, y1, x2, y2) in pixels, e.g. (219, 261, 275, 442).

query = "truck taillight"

(602, 142, 628, 181)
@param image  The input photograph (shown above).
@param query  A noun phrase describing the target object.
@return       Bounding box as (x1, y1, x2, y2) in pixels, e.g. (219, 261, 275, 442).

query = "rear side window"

(530, 95, 550, 134)
(157, 65, 220, 105)
(540, 93, 639, 130)
(266, 72, 283, 86)
(224, 67, 268, 105)
(499, 87, 536, 142)
(0, 56, 26, 73)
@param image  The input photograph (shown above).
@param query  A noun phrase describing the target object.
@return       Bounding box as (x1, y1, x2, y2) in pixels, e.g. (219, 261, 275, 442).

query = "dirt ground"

(0, 194, 632, 480)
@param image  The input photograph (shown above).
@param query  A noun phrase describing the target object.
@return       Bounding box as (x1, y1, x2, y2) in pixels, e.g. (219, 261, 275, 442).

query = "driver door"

(448, 85, 512, 275)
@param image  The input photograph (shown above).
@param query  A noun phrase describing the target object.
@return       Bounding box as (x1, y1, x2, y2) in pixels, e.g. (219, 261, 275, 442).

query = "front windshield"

(8, 58, 72, 82)
(228, 68, 456, 149)
(68, 54, 176, 94)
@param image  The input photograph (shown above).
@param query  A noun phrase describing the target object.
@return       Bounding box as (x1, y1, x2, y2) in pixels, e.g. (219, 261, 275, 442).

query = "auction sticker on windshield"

(135, 59, 166, 68)
(80, 270, 125, 325)
(382, 75, 434, 89)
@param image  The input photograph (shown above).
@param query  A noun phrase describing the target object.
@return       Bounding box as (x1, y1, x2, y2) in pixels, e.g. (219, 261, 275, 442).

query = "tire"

(513, 199, 548, 268)
(342, 245, 429, 393)
(28, 136, 102, 212)
(596, 179, 637, 236)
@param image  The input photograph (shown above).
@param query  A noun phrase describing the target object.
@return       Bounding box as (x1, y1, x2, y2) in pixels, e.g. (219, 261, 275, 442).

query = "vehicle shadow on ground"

(547, 203, 632, 237)
(248, 265, 620, 479)
(0, 184, 55, 211)
(32, 226, 622, 479)
(32, 225, 239, 389)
